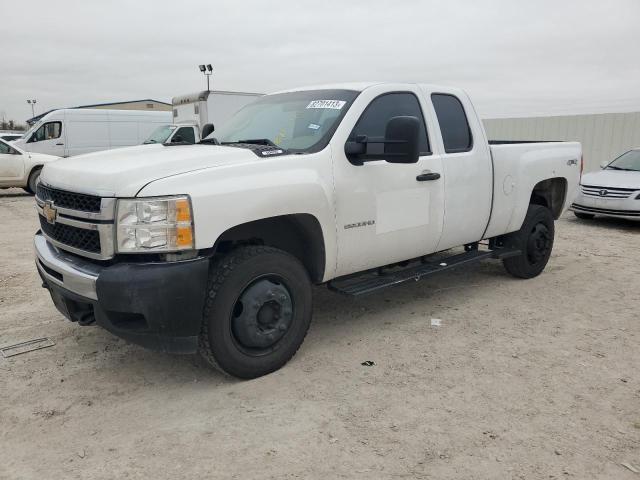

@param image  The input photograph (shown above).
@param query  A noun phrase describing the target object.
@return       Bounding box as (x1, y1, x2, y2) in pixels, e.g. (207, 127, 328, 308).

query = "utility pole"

(198, 64, 213, 91)
(27, 99, 37, 118)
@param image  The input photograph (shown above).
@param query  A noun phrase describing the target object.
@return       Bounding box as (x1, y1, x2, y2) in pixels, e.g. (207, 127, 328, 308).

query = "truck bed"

(483, 141, 582, 239)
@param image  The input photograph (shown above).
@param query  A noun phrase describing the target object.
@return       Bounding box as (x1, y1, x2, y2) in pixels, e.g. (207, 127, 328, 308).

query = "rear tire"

(25, 168, 41, 195)
(502, 205, 555, 279)
(198, 246, 313, 379)
(574, 211, 595, 220)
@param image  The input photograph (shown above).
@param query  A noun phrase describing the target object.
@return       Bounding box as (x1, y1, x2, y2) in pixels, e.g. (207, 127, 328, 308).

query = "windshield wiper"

(143, 139, 157, 144)
(223, 138, 279, 148)
(199, 137, 220, 145)
(607, 166, 637, 171)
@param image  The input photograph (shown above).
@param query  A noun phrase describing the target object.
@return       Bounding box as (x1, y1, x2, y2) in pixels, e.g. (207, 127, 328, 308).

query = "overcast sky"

(3, 0, 640, 123)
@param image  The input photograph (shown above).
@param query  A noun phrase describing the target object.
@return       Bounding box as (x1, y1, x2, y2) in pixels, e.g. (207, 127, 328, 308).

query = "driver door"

(332, 90, 445, 276)
(0, 141, 25, 185)
(26, 121, 65, 156)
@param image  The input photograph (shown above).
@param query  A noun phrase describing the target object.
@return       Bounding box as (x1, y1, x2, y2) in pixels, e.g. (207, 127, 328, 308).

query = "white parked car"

(571, 148, 640, 220)
(34, 82, 581, 378)
(0, 138, 59, 193)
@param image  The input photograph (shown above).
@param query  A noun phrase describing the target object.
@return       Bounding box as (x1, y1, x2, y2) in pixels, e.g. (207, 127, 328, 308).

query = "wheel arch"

(212, 214, 327, 284)
(25, 164, 44, 192)
(529, 177, 567, 219)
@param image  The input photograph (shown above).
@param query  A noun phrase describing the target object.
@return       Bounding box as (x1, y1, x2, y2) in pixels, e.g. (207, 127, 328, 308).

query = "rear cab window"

(431, 94, 473, 153)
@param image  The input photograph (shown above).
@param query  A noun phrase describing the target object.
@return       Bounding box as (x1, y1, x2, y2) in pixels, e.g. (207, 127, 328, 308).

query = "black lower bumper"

(40, 256, 210, 354)
(571, 203, 640, 217)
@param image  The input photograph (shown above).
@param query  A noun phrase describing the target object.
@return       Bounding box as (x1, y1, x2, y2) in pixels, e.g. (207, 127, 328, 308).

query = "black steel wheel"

(230, 275, 294, 354)
(502, 205, 555, 279)
(199, 246, 312, 379)
(525, 222, 552, 266)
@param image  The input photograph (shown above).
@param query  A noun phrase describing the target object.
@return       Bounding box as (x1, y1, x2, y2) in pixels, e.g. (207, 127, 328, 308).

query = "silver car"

(571, 148, 640, 220)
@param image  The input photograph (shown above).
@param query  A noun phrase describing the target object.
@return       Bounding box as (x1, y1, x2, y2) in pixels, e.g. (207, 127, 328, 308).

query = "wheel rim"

(230, 276, 294, 354)
(526, 222, 551, 265)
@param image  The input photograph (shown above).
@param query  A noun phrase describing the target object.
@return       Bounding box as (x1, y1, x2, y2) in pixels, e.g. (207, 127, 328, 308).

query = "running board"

(328, 248, 519, 297)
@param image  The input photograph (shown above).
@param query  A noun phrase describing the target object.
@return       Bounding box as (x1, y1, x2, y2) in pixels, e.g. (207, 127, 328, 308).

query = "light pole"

(27, 99, 37, 118)
(198, 64, 213, 92)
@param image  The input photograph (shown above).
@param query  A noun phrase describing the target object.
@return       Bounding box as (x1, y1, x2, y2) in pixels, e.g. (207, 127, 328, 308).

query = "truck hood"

(581, 169, 640, 190)
(40, 144, 260, 197)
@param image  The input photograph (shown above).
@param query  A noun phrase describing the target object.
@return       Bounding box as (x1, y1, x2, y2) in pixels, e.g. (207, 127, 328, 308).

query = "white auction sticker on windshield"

(306, 100, 346, 110)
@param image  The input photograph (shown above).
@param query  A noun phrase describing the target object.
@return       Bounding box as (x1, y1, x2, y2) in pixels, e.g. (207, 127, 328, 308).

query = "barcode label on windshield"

(306, 100, 346, 110)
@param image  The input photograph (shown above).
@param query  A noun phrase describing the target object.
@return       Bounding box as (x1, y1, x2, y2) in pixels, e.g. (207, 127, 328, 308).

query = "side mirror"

(600, 160, 609, 169)
(344, 117, 421, 165)
(172, 135, 183, 143)
(344, 135, 367, 155)
(201, 123, 215, 139)
(383, 116, 420, 164)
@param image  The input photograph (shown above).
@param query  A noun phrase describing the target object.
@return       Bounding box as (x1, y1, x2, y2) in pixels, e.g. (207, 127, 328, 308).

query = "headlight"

(116, 196, 194, 253)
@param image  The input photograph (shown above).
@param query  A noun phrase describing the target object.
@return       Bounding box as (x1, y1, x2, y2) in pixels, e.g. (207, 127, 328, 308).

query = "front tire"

(25, 167, 41, 195)
(199, 246, 313, 379)
(502, 205, 555, 279)
(574, 211, 595, 220)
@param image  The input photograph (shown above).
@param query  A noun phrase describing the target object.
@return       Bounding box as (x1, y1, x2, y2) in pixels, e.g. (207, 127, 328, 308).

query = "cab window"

(174, 127, 195, 144)
(431, 94, 473, 153)
(29, 121, 62, 143)
(349, 92, 430, 157)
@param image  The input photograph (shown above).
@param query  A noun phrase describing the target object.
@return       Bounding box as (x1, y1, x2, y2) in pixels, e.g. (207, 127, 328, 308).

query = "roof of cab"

(271, 82, 464, 95)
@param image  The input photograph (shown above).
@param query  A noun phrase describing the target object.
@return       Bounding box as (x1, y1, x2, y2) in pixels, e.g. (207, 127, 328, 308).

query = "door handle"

(56, 143, 64, 146)
(416, 172, 441, 182)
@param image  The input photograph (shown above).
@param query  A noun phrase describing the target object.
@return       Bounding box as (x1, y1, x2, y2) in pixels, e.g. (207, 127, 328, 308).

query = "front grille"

(36, 184, 102, 213)
(39, 216, 101, 253)
(581, 184, 636, 199)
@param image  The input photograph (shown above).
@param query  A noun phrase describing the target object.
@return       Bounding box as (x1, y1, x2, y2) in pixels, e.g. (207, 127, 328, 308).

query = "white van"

(14, 109, 171, 157)
(143, 91, 262, 145)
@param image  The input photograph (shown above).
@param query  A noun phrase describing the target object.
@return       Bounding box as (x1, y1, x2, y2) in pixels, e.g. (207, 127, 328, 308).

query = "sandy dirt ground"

(1, 187, 639, 479)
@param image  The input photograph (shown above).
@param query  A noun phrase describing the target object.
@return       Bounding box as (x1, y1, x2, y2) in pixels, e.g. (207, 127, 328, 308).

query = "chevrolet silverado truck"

(34, 82, 581, 378)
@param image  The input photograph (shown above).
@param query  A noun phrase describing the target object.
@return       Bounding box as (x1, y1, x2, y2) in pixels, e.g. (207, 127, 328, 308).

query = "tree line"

(0, 119, 27, 131)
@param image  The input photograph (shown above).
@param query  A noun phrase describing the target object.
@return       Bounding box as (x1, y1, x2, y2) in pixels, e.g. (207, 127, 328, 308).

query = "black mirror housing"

(344, 117, 421, 165)
(201, 123, 215, 139)
(383, 116, 420, 164)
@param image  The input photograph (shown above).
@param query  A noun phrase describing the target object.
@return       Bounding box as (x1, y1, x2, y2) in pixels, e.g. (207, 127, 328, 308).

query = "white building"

(484, 111, 640, 172)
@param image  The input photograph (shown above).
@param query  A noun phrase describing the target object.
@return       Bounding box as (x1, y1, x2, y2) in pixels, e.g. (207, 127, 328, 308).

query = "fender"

(138, 148, 338, 280)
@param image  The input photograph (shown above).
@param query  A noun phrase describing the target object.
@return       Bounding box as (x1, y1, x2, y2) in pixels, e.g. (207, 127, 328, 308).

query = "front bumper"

(570, 190, 640, 220)
(35, 232, 209, 354)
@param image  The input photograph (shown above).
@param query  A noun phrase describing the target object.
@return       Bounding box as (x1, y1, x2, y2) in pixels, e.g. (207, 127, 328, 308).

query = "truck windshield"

(144, 125, 177, 144)
(606, 150, 640, 172)
(209, 89, 359, 153)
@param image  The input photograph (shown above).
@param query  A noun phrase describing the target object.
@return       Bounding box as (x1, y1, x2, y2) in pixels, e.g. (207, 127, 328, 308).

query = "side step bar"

(328, 248, 519, 297)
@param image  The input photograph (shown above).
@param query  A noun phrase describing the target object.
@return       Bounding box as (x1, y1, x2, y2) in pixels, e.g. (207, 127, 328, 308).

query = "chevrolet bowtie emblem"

(43, 200, 58, 224)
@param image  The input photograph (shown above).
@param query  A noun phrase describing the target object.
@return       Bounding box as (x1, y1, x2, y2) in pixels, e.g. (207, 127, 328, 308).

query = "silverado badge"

(43, 201, 57, 225)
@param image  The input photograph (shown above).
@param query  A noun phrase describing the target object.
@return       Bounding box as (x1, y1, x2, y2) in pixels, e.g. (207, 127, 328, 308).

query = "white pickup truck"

(34, 82, 581, 378)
